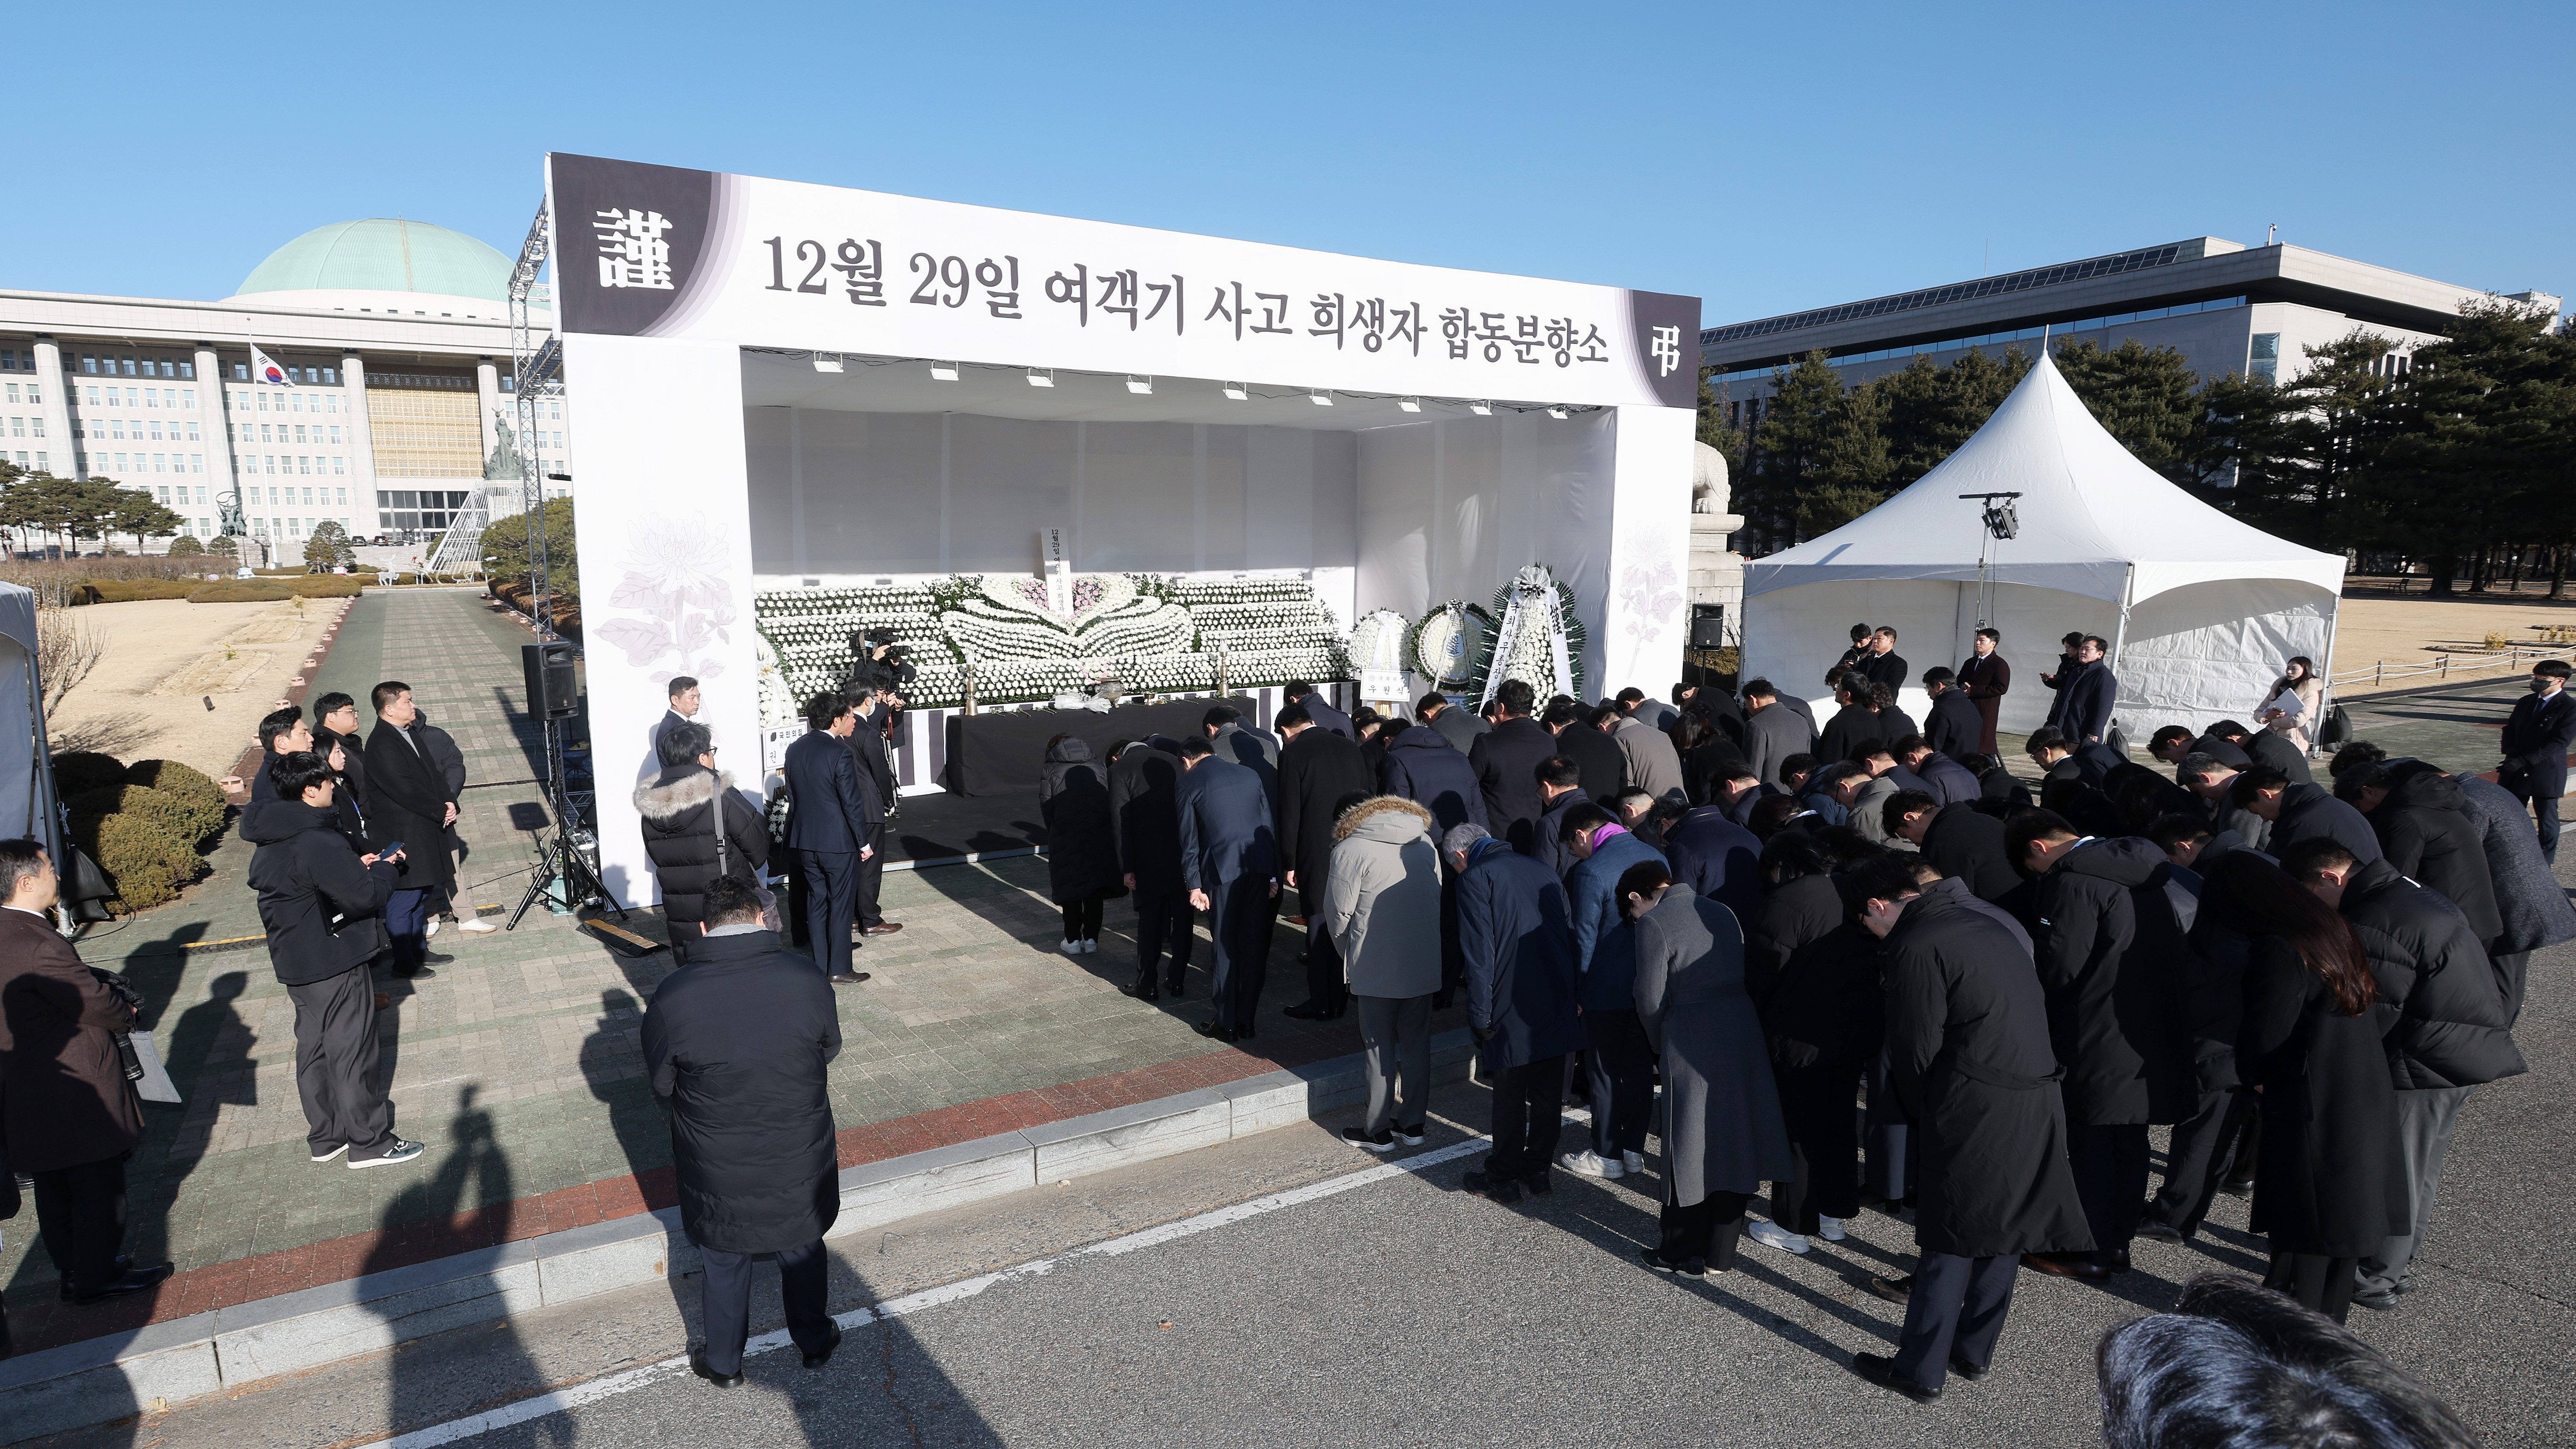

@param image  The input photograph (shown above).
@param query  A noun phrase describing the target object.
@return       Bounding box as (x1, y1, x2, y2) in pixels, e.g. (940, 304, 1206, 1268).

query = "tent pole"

(2316, 584, 2344, 757)
(2107, 563, 2136, 746)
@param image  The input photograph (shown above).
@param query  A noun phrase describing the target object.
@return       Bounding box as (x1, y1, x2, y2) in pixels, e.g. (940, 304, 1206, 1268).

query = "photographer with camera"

(844, 627, 918, 703)
(0, 839, 176, 1304)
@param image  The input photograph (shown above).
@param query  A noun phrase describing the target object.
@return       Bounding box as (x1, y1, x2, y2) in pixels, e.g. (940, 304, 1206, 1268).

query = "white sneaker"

(424, 915, 441, 940)
(1818, 1215, 1848, 1242)
(351, 1138, 427, 1170)
(1747, 1219, 1811, 1255)
(1556, 1149, 1624, 1179)
(1621, 1150, 1645, 1175)
(1080, 939, 1097, 954)
(456, 915, 498, 934)
(1059, 938, 1083, 955)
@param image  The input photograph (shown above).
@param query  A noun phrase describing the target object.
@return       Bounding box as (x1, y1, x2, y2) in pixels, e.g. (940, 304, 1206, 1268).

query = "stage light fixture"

(1469, 400, 1493, 416)
(1221, 381, 1249, 401)
(929, 361, 959, 381)
(1309, 388, 1333, 406)
(1546, 405, 1568, 419)
(1398, 396, 1422, 413)
(1127, 374, 1154, 395)
(1027, 367, 1054, 388)
(812, 352, 845, 373)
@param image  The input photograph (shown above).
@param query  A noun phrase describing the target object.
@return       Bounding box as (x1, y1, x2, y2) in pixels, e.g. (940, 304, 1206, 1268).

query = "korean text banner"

(549, 153, 1701, 410)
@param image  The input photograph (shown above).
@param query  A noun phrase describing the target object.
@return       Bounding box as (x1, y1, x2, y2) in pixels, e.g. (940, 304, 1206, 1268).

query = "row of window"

(4, 381, 43, 405)
(75, 419, 193, 442)
(242, 485, 351, 506)
(7, 417, 43, 438)
(7, 450, 45, 468)
(80, 384, 188, 409)
(228, 390, 342, 415)
(234, 454, 347, 476)
(1710, 296, 2254, 383)
(231, 422, 344, 445)
(82, 355, 193, 379)
(74, 452, 203, 475)
(226, 362, 339, 386)
(0, 349, 37, 371)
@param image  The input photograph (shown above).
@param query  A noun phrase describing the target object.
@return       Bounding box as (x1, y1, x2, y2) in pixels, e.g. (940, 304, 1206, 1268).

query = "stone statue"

(1692, 441, 1729, 515)
(1687, 442, 1745, 644)
(484, 415, 524, 482)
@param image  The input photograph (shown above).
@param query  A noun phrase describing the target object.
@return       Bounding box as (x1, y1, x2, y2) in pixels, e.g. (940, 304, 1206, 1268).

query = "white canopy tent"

(0, 581, 61, 856)
(1741, 353, 2344, 741)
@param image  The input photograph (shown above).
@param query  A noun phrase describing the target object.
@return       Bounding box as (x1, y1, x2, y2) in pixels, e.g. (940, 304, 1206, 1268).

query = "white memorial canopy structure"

(1741, 353, 2344, 738)
(0, 581, 60, 854)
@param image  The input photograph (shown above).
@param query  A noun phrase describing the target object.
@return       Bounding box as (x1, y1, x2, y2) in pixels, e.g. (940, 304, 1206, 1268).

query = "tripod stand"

(507, 716, 624, 930)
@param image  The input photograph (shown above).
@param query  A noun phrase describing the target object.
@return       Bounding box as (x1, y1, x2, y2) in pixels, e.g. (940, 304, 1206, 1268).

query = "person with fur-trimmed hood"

(1323, 794, 1446, 1151)
(637, 720, 772, 965)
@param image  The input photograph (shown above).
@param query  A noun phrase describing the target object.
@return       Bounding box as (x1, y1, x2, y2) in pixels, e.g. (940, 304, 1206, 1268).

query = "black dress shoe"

(1949, 1354, 1991, 1383)
(1853, 1352, 1942, 1403)
(1235, 1021, 1255, 1040)
(827, 970, 871, 985)
(2133, 1216, 2184, 1243)
(61, 1255, 133, 1301)
(1521, 1170, 1554, 1196)
(1459, 1170, 1522, 1204)
(690, 1352, 745, 1388)
(1866, 1273, 1915, 1305)
(2218, 1178, 2254, 1199)
(1193, 1020, 1236, 1041)
(802, 1324, 843, 1370)
(1282, 1001, 1330, 1019)
(1163, 975, 1187, 998)
(1117, 981, 1159, 1002)
(2107, 1247, 2132, 1273)
(72, 1263, 173, 1305)
(2020, 1251, 2114, 1283)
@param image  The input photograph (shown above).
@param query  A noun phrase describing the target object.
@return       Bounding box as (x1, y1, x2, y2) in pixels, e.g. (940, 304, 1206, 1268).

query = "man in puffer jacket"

(1323, 796, 1445, 1151)
(636, 722, 771, 965)
(2281, 838, 2525, 1312)
(2010, 811, 2203, 1281)
(2340, 764, 2502, 949)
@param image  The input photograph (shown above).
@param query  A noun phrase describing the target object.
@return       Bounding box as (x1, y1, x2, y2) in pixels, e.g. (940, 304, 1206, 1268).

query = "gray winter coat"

(2453, 770, 2576, 955)
(1631, 891, 1793, 1205)
(1742, 702, 1815, 792)
(1323, 796, 1444, 999)
(1611, 715, 1686, 799)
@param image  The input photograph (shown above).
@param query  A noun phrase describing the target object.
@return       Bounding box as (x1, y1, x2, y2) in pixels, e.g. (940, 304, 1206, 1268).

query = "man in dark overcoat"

(2451, 768, 2576, 1021)
(782, 693, 877, 985)
(1851, 857, 2091, 1403)
(1468, 680, 1558, 855)
(1277, 706, 1373, 1019)
(1889, 794, 2018, 904)
(1110, 738, 1193, 1000)
(2012, 813, 2202, 1281)
(1546, 700, 1627, 803)
(2210, 718, 2310, 784)
(642, 878, 845, 1386)
(1451, 825, 1580, 1201)
(2498, 659, 2576, 862)
(840, 701, 898, 939)
(0, 842, 175, 1304)
(1920, 669, 1983, 762)
(362, 681, 454, 980)
(1380, 720, 1488, 834)
(1283, 681, 1352, 739)
(2058, 637, 2116, 745)
(1204, 705, 1280, 804)
(2344, 764, 2500, 948)
(1955, 629, 2010, 760)
(1176, 736, 1277, 1040)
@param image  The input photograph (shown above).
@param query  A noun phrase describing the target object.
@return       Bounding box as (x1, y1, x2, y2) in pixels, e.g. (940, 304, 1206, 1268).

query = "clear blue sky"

(12, 1, 2569, 323)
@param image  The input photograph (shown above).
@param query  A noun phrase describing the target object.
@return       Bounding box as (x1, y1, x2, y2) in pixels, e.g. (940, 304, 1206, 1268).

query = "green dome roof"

(234, 219, 512, 302)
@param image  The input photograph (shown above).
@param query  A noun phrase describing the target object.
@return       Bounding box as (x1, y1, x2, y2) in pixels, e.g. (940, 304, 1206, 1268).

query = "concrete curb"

(0, 1028, 1478, 1442)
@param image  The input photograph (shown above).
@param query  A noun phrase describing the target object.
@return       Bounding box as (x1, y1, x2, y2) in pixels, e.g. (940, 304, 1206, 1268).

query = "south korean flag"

(250, 342, 288, 386)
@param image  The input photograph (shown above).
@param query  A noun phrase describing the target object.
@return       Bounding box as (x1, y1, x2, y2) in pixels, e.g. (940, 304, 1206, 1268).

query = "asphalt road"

(40, 938, 2574, 1449)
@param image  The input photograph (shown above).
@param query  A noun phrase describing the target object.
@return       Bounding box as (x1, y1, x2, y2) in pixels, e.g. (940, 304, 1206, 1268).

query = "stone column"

(193, 346, 234, 542)
(343, 353, 379, 537)
(29, 339, 74, 480)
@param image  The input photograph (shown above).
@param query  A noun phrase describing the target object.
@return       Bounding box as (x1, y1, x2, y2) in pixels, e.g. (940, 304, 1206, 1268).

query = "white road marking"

(381, 1134, 1492, 1447)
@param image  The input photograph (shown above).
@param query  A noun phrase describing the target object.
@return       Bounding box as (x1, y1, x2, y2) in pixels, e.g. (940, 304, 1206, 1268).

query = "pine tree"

(1746, 352, 1846, 549)
(2050, 338, 2203, 481)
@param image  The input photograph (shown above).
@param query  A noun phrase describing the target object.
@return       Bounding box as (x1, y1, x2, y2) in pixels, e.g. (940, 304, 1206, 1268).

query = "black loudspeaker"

(523, 641, 578, 719)
(1688, 605, 1728, 649)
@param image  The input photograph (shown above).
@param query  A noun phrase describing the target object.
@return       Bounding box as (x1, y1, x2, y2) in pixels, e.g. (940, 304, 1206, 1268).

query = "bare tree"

(36, 605, 104, 713)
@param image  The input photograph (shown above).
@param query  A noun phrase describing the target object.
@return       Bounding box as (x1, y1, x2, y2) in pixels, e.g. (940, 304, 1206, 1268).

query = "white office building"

(0, 217, 573, 557)
(1701, 236, 2560, 429)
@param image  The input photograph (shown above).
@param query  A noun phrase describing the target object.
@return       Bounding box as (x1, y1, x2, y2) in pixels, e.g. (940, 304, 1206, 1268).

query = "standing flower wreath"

(1406, 601, 1494, 694)
(1475, 564, 1588, 702)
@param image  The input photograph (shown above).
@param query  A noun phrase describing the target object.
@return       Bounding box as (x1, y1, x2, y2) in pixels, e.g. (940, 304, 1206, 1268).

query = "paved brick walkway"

(3, 587, 1398, 1355)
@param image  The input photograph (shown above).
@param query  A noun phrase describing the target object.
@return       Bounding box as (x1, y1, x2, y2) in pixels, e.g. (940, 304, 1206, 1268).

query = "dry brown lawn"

(48, 597, 348, 776)
(2331, 588, 2576, 697)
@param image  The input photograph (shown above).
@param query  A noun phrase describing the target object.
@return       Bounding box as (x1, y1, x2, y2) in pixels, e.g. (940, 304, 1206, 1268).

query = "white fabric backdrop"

(0, 583, 52, 850)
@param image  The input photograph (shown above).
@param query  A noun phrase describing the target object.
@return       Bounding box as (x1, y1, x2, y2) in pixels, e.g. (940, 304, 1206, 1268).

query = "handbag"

(713, 816, 782, 933)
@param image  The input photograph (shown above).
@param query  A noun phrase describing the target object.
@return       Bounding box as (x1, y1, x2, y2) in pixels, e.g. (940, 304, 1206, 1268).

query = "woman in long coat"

(2255, 656, 2327, 755)
(1628, 860, 1793, 1275)
(1039, 735, 1123, 953)
(2210, 853, 2406, 1322)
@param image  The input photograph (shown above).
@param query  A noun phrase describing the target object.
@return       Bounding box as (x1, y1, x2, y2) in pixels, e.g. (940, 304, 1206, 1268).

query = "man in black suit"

(2058, 636, 2116, 746)
(781, 693, 876, 985)
(2206, 718, 2309, 783)
(1284, 681, 1353, 740)
(841, 701, 900, 941)
(1919, 668, 1982, 762)
(2149, 724, 2250, 771)
(1277, 705, 1374, 1019)
(1109, 738, 1193, 1001)
(653, 676, 702, 765)
(1204, 705, 1279, 802)
(1856, 626, 1909, 691)
(362, 681, 454, 981)
(2500, 659, 2576, 863)
(1176, 735, 1277, 1041)
(313, 691, 371, 822)
(1544, 700, 1625, 802)
(1469, 680, 1558, 855)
